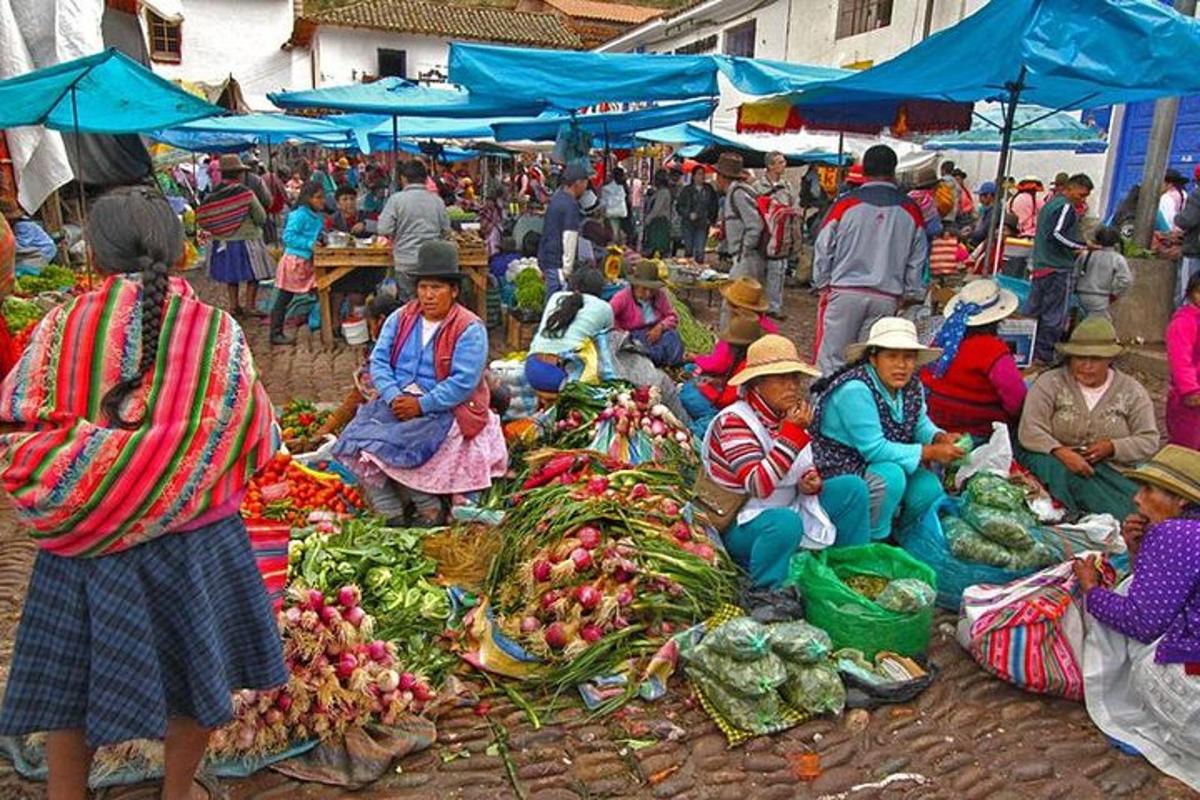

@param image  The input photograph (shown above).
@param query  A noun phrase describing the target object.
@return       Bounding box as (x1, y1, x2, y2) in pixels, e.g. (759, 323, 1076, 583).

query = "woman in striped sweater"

(701, 335, 871, 588)
(0, 187, 285, 799)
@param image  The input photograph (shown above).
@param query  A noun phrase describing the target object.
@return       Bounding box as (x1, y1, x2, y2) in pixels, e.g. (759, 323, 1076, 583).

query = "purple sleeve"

(986, 354, 1028, 418)
(1085, 522, 1200, 644)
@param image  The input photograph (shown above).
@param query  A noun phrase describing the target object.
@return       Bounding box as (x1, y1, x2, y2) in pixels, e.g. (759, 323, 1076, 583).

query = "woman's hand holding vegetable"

(1072, 556, 1101, 592)
(922, 438, 964, 465)
(391, 395, 422, 421)
(1081, 439, 1116, 464)
(1053, 446, 1094, 477)
(799, 468, 822, 496)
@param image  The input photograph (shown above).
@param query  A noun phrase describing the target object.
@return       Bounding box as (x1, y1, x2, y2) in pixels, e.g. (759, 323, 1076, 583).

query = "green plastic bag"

(686, 646, 787, 699)
(704, 617, 772, 662)
(768, 621, 832, 664)
(787, 544, 937, 658)
(876, 578, 936, 614)
(689, 670, 783, 734)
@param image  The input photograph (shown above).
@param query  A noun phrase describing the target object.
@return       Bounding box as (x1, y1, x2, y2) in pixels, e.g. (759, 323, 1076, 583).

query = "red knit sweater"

(921, 334, 1017, 436)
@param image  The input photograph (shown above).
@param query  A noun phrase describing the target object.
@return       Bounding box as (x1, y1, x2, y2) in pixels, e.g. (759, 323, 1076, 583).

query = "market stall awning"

(268, 77, 545, 119)
(920, 104, 1107, 153)
(0, 48, 222, 133)
(711, 57, 850, 97)
(449, 44, 718, 111)
(157, 113, 356, 146)
(737, 0, 1200, 135)
(638, 122, 848, 166)
(490, 99, 717, 143)
(150, 129, 258, 153)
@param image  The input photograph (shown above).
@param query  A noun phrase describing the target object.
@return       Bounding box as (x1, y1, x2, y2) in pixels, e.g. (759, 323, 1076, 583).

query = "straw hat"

(845, 317, 942, 365)
(716, 152, 746, 180)
(908, 164, 939, 189)
(218, 154, 250, 173)
(335, 157, 352, 169)
(719, 276, 769, 312)
(1055, 317, 1123, 359)
(718, 314, 763, 347)
(943, 278, 1020, 327)
(1123, 445, 1200, 507)
(628, 259, 665, 289)
(729, 334, 821, 386)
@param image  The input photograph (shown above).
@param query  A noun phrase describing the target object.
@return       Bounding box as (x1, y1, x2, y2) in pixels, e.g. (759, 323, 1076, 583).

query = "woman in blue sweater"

(271, 180, 326, 345)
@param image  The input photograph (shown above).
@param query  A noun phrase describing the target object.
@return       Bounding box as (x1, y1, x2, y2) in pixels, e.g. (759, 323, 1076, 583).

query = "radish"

(571, 547, 593, 572)
(265, 709, 284, 725)
(520, 615, 542, 633)
(307, 589, 326, 610)
(376, 669, 400, 693)
(367, 640, 390, 663)
(532, 559, 553, 582)
(630, 483, 649, 501)
(412, 682, 432, 702)
(672, 523, 692, 543)
(690, 543, 716, 561)
(398, 672, 417, 692)
(319, 605, 342, 626)
(576, 525, 602, 550)
(660, 499, 681, 516)
(616, 587, 634, 606)
(540, 589, 564, 611)
(650, 420, 667, 437)
(336, 653, 358, 680)
(275, 693, 293, 712)
(674, 431, 689, 444)
(574, 584, 602, 611)
(587, 476, 610, 494)
(344, 606, 366, 627)
(544, 622, 569, 649)
(580, 624, 604, 643)
(338, 586, 361, 608)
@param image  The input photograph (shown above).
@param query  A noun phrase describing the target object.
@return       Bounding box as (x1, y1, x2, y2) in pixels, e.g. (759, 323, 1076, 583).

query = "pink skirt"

(364, 412, 508, 495)
(276, 253, 314, 293)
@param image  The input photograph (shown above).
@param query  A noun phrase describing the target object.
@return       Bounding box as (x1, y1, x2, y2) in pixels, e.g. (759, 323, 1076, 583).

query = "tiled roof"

(541, 0, 664, 24)
(311, 0, 583, 49)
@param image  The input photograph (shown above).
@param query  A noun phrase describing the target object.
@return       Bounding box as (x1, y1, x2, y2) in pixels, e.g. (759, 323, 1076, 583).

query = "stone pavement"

(0, 275, 1191, 799)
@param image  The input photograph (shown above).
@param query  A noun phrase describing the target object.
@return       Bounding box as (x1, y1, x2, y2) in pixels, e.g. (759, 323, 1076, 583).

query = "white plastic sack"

(953, 422, 1013, 490)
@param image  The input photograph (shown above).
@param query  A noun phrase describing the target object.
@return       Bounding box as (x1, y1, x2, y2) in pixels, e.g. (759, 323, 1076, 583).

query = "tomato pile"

(280, 399, 331, 454)
(243, 454, 364, 526)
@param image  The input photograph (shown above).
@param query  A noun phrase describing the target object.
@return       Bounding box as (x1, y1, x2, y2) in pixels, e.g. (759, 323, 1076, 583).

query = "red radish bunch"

(209, 585, 434, 759)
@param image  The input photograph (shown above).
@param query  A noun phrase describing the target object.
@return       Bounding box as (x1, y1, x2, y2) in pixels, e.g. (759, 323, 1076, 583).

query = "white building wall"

(148, 0, 304, 110)
(313, 28, 451, 86)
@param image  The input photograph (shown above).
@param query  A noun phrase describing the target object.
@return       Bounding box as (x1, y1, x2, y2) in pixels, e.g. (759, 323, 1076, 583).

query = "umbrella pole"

(391, 115, 399, 192)
(986, 67, 1026, 275)
(70, 86, 92, 290)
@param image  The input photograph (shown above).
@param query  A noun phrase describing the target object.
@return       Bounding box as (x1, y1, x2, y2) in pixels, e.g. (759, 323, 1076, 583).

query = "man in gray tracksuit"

(715, 152, 765, 326)
(813, 145, 928, 375)
(754, 150, 795, 320)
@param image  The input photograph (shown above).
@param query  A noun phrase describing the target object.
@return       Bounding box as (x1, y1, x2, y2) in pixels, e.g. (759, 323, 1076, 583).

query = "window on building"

(723, 20, 756, 58)
(675, 34, 718, 55)
(147, 11, 181, 63)
(377, 49, 407, 79)
(836, 0, 893, 39)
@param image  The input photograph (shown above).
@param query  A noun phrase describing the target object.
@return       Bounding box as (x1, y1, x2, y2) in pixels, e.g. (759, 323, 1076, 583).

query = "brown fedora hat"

(718, 314, 763, 347)
(715, 152, 746, 180)
(218, 153, 251, 173)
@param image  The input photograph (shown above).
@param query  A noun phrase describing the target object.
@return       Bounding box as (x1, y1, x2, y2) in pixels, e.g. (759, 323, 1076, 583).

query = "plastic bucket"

(342, 317, 369, 345)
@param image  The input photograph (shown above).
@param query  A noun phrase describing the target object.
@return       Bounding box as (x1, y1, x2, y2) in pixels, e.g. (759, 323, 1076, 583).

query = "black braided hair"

(86, 186, 184, 430)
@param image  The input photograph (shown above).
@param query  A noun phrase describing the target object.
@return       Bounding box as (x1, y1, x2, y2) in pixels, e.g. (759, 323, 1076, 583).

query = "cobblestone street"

(0, 274, 1191, 799)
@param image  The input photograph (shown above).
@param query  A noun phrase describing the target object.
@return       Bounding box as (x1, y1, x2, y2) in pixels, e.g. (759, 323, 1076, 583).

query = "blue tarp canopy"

(156, 113, 356, 149)
(362, 138, 480, 163)
(448, 44, 849, 111)
(268, 77, 545, 119)
(921, 105, 1107, 153)
(355, 115, 535, 152)
(740, 0, 1200, 121)
(151, 130, 258, 153)
(0, 48, 222, 133)
(639, 123, 847, 166)
(490, 99, 717, 143)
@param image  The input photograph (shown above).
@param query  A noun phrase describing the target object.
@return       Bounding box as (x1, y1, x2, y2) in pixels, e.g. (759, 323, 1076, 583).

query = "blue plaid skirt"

(0, 515, 286, 747)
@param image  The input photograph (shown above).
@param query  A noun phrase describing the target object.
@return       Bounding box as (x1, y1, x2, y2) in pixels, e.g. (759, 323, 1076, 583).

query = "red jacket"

(921, 334, 1019, 436)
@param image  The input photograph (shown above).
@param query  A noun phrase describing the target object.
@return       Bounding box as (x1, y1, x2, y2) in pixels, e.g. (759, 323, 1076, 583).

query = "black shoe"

(270, 333, 296, 345)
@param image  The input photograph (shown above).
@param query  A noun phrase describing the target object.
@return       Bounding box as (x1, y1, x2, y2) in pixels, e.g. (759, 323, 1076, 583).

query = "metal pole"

(1133, 0, 1197, 248)
(391, 115, 399, 192)
(922, 0, 937, 40)
(985, 67, 1026, 274)
(70, 86, 92, 288)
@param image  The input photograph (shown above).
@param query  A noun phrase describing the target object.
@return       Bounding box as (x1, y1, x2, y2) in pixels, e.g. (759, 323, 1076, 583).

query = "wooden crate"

(312, 246, 392, 268)
(505, 311, 536, 351)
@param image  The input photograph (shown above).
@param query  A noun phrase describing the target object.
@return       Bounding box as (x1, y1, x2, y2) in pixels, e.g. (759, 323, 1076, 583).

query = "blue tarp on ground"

(268, 77, 545, 119)
(921, 105, 1108, 153)
(490, 99, 717, 143)
(743, 0, 1200, 115)
(0, 49, 221, 133)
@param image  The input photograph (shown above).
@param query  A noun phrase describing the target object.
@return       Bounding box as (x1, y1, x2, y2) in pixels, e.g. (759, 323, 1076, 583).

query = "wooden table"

(312, 245, 492, 347)
(312, 246, 392, 347)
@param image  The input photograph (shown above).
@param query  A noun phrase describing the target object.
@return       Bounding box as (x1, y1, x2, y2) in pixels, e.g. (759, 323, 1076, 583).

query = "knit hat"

(719, 276, 769, 312)
(728, 335, 820, 386)
(1123, 445, 1200, 507)
(1055, 317, 1123, 359)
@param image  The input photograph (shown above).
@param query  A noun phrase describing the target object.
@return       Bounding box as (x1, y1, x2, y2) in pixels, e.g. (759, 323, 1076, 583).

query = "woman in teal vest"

(813, 318, 965, 541)
(334, 241, 508, 525)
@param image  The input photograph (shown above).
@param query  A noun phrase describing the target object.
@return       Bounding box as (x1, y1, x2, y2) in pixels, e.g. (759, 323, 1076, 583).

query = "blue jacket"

(282, 206, 325, 260)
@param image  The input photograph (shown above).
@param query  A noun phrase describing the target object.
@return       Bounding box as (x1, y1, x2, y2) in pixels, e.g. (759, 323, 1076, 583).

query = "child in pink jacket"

(1167, 271, 1200, 448)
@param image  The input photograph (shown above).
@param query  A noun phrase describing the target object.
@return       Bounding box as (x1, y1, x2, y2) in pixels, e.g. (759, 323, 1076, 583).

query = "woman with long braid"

(0, 186, 285, 799)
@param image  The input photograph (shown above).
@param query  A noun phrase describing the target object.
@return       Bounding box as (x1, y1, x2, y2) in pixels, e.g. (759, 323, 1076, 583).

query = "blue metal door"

(1108, 94, 1200, 214)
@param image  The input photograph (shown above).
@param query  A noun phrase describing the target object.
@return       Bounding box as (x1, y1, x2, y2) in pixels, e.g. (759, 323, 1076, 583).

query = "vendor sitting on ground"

(525, 268, 618, 394)
(610, 260, 684, 367)
(333, 241, 508, 526)
(1017, 317, 1159, 520)
(680, 315, 763, 439)
(688, 277, 779, 363)
(702, 335, 871, 588)
(812, 317, 965, 541)
(921, 278, 1026, 439)
(1076, 445, 1200, 790)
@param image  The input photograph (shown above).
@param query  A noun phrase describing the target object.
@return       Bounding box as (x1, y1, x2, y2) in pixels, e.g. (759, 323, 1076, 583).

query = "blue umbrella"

(920, 105, 1107, 154)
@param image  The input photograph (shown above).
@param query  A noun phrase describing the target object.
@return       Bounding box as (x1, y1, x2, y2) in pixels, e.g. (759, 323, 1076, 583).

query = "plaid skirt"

(0, 515, 286, 747)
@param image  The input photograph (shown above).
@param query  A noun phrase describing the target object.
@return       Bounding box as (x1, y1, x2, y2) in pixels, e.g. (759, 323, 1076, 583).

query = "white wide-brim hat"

(844, 317, 942, 366)
(944, 277, 1020, 327)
